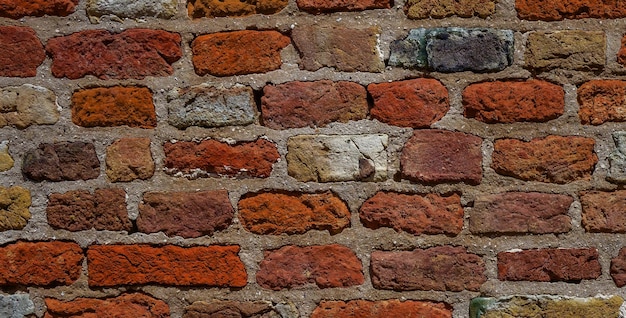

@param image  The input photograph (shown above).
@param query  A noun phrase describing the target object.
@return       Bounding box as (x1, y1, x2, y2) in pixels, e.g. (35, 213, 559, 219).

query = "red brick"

(106, 138, 155, 182)
(400, 129, 482, 185)
(578, 80, 626, 125)
(516, 0, 626, 21)
(184, 300, 277, 318)
(580, 190, 626, 233)
(87, 244, 247, 287)
(188, 0, 287, 17)
(0, 26, 44, 77)
(359, 192, 463, 235)
(0, 241, 83, 286)
(311, 300, 452, 318)
(164, 139, 279, 178)
(256, 244, 364, 290)
(0, 0, 78, 18)
(498, 248, 601, 282)
(491, 136, 597, 184)
(611, 247, 626, 287)
(297, 0, 391, 13)
(619, 37, 626, 67)
(368, 79, 449, 128)
(44, 293, 169, 318)
(463, 80, 564, 123)
(371, 246, 486, 291)
(238, 191, 350, 235)
(22, 142, 100, 182)
(46, 29, 181, 80)
(192, 31, 290, 77)
(71, 87, 156, 128)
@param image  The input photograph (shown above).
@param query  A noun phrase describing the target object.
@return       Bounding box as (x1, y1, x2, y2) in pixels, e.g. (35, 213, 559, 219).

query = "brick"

(611, 247, 626, 287)
(311, 300, 452, 318)
(46, 188, 131, 232)
(0, 294, 34, 318)
(470, 295, 624, 318)
(463, 80, 565, 123)
(256, 244, 364, 290)
(525, 31, 605, 71)
(0, 85, 59, 129)
(367, 78, 449, 128)
(0, 141, 12, 171)
(469, 192, 573, 234)
(578, 80, 626, 125)
(46, 29, 182, 80)
(0, 26, 44, 77)
(359, 192, 463, 235)
(498, 248, 601, 282)
(71, 87, 156, 128)
(86, 0, 177, 19)
(292, 26, 384, 72)
(580, 190, 626, 233)
(0, 0, 78, 18)
(238, 191, 350, 235)
(168, 86, 256, 129)
(618, 36, 626, 67)
(491, 136, 597, 184)
(188, 0, 287, 17)
(44, 294, 169, 318)
(405, 0, 495, 19)
(22, 142, 100, 182)
(0, 241, 83, 286)
(192, 31, 290, 77)
(184, 300, 277, 318)
(0, 186, 30, 232)
(516, 0, 626, 21)
(106, 138, 155, 182)
(137, 190, 234, 238)
(287, 134, 388, 182)
(297, 0, 391, 13)
(164, 139, 279, 178)
(261, 80, 368, 129)
(400, 129, 482, 185)
(87, 244, 247, 287)
(608, 131, 626, 183)
(371, 246, 486, 291)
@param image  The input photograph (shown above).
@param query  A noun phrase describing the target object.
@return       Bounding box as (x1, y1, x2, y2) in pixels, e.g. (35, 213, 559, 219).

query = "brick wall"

(1, 0, 626, 317)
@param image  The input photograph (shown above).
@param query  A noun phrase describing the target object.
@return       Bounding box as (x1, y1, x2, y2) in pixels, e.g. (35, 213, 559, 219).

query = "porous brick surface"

(525, 31, 605, 71)
(22, 142, 100, 182)
(298, 0, 391, 13)
(0, 294, 34, 318)
(86, 0, 177, 19)
(578, 80, 626, 125)
(471, 295, 624, 318)
(0, 0, 78, 18)
(311, 300, 452, 318)
(105, 138, 154, 182)
(0, 26, 45, 77)
(516, 0, 626, 21)
(44, 293, 169, 318)
(0, 85, 59, 129)
(188, 0, 287, 17)
(0, 186, 31, 231)
(184, 300, 277, 318)
(498, 248, 601, 282)
(71, 87, 156, 128)
(580, 190, 626, 233)
(405, 0, 495, 19)
(0, 141, 12, 172)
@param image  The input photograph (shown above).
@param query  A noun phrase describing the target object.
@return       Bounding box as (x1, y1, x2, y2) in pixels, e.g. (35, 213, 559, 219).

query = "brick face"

(516, 0, 626, 21)
(188, 0, 287, 17)
(0, 26, 45, 77)
(580, 190, 626, 233)
(0, 0, 78, 18)
(22, 142, 100, 182)
(578, 80, 626, 125)
(498, 248, 601, 282)
(311, 300, 452, 318)
(44, 294, 170, 318)
(71, 87, 156, 128)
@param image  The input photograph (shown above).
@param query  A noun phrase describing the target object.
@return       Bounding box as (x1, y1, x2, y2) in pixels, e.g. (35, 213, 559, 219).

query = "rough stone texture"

(261, 80, 368, 129)
(400, 129, 482, 185)
(463, 80, 565, 123)
(578, 80, 626, 125)
(188, 0, 287, 17)
(164, 139, 279, 178)
(0, 186, 30, 232)
(238, 191, 350, 235)
(491, 135, 597, 184)
(525, 31, 605, 71)
(311, 300, 452, 318)
(256, 244, 364, 290)
(168, 86, 256, 129)
(0, 241, 83, 286)
(71, 86, 156, 128)
(359, 192, 464, 235)
(87, 244, 247, 287)
(106, 138, 155, 182)
(0, 141, 13, 171)
(44, 293, 169, 318)
(0, 0, 78, 18)
(371, 246, 486, 291)
(367, 78, 449, 128)
(22, 142, 100, 182)
(287, 134, 388, 182)
(46, 29, 182, 80)
(0, 26, 45, 77)
(607, 132, 626, 183)
(497, 248, 601, 282)
(611, 247, 626, 287)
(184, 300, 276, 318)
(470, 295, 624, 318)
(192, 31, 290, 77)
(0, 85, 59, 129)
(469, 192, 573, 234)
(292, 26, 384, 73)
(297, 0, 391, 13)
(86, 0, 178, 20)
(137, 190, 234, 238)
(516, 0, 626, 21)
(580, 190, 626, 233)
(0, 294, 34, 318)
(46, 188, 131, 232)
(405, 0, 495, 19)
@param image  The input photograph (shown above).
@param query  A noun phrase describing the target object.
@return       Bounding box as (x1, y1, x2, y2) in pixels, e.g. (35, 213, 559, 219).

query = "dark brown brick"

(22, 142, 100, 182)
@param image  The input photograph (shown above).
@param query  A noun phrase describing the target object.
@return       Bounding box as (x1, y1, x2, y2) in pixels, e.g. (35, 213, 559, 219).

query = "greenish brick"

(470, 295, 624, 318)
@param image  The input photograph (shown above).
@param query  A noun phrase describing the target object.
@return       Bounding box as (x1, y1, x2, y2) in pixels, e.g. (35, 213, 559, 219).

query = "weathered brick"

(164, 139, 279, 178)
(491, 136, 597, 184)
(0, 85, 59, 129)
(261, 80, 368, 129)
(498, 248, 601, 282)
(367, 78, 449, 128)
(611, 247, 626, 287)
(86, 0, 177, 20)
(192, 31, 290, 77)
(400, 129, 482, 185)
(371, 246, 486, 291)
(256, 244, 364, 290)
(516, 0, 626, 21)
(44, 294, 169, 318)
(0, 26, 45, 77)
(311, 300, 452, 318)
(46, 29, 182, 80)
(238, 191, 350, 235)
(578, 80, 626, 125)
(71, 87, 156, 128)
(46, 188, 131, 232)
(525, 31, 605, 71)
(188, 0, 287, 17)
(608, 131, 626, 183)
(0, 241, 83, 286)
(0, 141, 13, 171)
(405, 0, 495, 19)
(0, 0, 78, 18)
(137, 190, 234, 238)
(469, 192, 573, 234)
(618, 36, 626, 67)
(359, 192, 463, 235)
(106, 138, 154, 182)
(0, 186, 31, 231)
(292, 26, 384, 72)
(463, 80, 565, 123)
(0, 294, 34, 318)
(87, 244, 247, 287)
(470, 295, 624, 318)
(22, 142, 100, 182)
(184, 300, 277, 318)
(287, 134, 388, 182)
(297, 0, 391, 13)
(580, 190, 626, 233)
